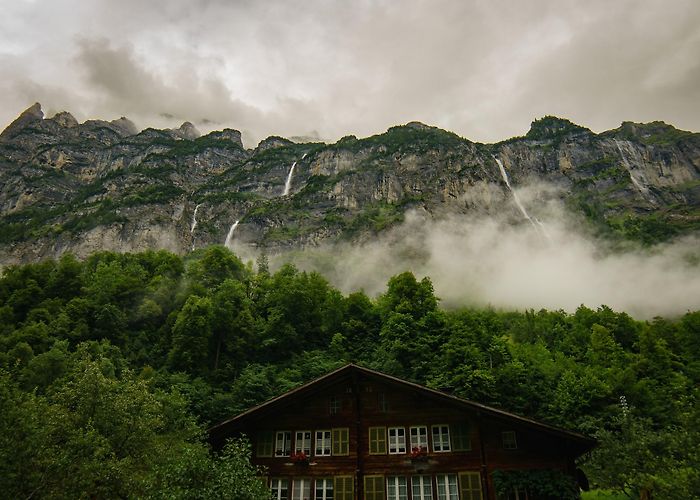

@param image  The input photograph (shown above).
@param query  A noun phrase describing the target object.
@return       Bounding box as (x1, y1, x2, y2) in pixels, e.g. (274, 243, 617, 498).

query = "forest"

(0, 246, 698, 499)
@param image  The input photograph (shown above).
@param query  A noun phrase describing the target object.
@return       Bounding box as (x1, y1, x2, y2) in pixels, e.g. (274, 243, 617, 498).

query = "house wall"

(228, 376, 576, 499)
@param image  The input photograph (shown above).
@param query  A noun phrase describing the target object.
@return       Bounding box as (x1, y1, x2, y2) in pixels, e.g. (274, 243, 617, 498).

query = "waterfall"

(283, 162, 297, 196)
(614, 139, 657, 205)
(282, 153, 307, 196)
(224, 220, 239, 248)
(494, 157, 538, 228)
(190, 203, 202, 234)
(190, 203, 202, 251)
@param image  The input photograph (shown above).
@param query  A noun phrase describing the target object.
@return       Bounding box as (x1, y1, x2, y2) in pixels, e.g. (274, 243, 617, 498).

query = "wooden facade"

(209, 364, 595, 500)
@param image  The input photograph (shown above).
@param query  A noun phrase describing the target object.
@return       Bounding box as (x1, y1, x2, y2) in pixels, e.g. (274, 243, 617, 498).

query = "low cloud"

(266, 197, 700, 320)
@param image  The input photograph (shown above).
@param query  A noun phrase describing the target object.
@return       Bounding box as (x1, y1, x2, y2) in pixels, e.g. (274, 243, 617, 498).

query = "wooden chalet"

(209, 364, 595, 500)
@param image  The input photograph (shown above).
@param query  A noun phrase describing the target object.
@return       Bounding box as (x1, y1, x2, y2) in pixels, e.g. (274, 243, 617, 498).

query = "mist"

(260, 205, 700, 320)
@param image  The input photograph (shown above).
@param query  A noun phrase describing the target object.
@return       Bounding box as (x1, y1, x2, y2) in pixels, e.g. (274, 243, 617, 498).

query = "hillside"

(1, 104, 699, 266)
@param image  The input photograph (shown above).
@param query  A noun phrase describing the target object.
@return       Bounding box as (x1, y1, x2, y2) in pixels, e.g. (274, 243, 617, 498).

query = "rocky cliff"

(1, 104, 699, 265)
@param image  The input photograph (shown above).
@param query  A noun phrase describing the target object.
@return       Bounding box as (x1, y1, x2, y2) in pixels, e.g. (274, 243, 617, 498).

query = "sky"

(2, 0, 700, 146)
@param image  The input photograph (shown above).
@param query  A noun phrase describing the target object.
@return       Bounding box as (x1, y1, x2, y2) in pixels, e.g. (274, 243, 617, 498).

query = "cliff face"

(1, 106, 699, 265)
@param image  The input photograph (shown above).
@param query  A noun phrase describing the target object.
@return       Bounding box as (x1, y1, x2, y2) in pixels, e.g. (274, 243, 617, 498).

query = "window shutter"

(332, 428, 349, 455)
(459, 472, 483, 500)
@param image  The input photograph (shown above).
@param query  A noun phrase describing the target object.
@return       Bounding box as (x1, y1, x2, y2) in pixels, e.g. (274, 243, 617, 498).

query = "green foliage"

(493, 469, 580, 500)
(1, 249, 699, 498)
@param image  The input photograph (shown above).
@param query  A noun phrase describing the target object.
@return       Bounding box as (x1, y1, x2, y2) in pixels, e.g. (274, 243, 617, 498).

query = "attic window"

(502, 431, 518, 450)
(330, 396, 341, 415)
(378, 392, 388, 412)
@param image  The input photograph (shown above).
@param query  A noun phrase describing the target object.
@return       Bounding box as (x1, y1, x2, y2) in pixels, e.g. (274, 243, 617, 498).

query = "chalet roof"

(209, 363, 596, 453)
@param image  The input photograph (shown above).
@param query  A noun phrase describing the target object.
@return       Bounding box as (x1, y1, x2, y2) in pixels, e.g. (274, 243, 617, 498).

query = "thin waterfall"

(614, 139, 656, 205)
(494, 157, 538, 229)
(224, 220, 239, 248)
(190, 203, 202, 251)
(190, 203, 202, 234)
(283, 162, 297, 196)
(282, 153, 307, 196)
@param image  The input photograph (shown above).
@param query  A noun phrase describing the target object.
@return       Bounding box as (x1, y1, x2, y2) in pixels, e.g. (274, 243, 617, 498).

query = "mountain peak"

(526, 116, 590, 140)
(0, 102, 44, 139)
(174, 121, 201, 140)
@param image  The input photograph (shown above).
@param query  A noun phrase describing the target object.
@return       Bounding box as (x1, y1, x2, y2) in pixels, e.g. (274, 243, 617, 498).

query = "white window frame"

(432, 424, 451, 452)
(409, 426, 428, 451)
(388, 427, 407, 454)
(315, 477, 334, 500)
(293, 478, 311, 500)
(436, 474, 459, 500)
(295, 430, 311, 455)
(502, 431, 518, 450)
(315, 429, 332, 456)
(411, 475, 433, 500)
(387, 476, 408, 500)
(271, 478, 289, 500)
(275, 430, 292, 457)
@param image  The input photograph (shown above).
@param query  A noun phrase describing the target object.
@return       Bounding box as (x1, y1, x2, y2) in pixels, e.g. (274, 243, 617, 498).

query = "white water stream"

(282, 153, 307, 196)
(190, 203, 202, 234)
(614, 139, 657, 206)
(494, 157, 538, 227)
(224, 220, 239, 248)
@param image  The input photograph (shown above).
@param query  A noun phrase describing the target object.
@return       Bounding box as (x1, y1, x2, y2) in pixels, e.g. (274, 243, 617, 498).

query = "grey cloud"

(1, 0, 700, 144)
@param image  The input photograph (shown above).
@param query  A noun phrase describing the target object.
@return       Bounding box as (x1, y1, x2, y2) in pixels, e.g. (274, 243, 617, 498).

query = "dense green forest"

(1, 246, 698, 499)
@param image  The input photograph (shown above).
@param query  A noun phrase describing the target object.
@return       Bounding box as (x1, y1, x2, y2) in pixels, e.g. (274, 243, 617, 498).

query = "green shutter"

(335, 476, 354, 500)
(333, 428, 349, 455)
(459, 472, 483, 500)
(364, 475, 385, 500)
(256, 431, 273, 457)
(452, 423, 472, 451)
(369, 427, 386, 454)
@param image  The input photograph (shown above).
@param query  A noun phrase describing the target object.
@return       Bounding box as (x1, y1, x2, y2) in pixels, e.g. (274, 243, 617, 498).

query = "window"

(436, 474, 459, 500)
(275, 431, 291, 457)
(452, 423, 472, 451)
(387, 476, 407, 500)
(332, 428, 349, 455)
(330, 396, 341, 415)
(271, 478, 289, 500)
(388, 427, 407, 454)
(411, 475, 433, 500)
(315, 478, 334, 500)
(256, 430, 273, 457)
(502, 431, 518, 450)
(409, 426, 428, 451)
(459, 472, 483, 500)
(432, 425, 451, 452)
(315, 430, 332, 456)
(378, 392, 388, 412)
(364, 475, 385, 500)
(295, 430, 311, 455)
(369, 426, 387, 454)
(293, 478, 311, 500)
(334, 476, 353, 500)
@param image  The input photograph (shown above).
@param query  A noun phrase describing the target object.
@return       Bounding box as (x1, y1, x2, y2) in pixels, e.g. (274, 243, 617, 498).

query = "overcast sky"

(2, 0, 699, 146)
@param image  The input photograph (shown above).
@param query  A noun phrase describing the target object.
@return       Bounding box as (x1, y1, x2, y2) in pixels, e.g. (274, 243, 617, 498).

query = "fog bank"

(272, 211, 700, 320)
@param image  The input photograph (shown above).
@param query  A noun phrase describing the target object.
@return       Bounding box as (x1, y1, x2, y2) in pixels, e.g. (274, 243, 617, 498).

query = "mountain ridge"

(1, 103, 699, 266)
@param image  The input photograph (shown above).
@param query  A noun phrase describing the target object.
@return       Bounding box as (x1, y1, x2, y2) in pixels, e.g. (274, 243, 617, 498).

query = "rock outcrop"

(0, 105, 698, 265)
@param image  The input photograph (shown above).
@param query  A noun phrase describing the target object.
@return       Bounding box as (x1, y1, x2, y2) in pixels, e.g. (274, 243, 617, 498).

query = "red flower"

(410, 446, 427, 458)
(291, 451, 309, 464)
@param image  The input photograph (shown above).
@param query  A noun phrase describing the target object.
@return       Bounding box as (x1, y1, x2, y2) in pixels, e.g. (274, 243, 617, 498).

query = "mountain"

(1, 104, 699, 265)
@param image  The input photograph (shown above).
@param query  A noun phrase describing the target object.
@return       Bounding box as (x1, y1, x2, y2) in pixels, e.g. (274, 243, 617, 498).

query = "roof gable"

(208, 363, 595, 452)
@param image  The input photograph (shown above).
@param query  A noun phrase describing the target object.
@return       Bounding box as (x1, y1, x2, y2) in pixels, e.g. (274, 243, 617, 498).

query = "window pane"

(410, 426, 428, 450)
(412, 475, 432, 500)
(275, 431, 291, 456)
